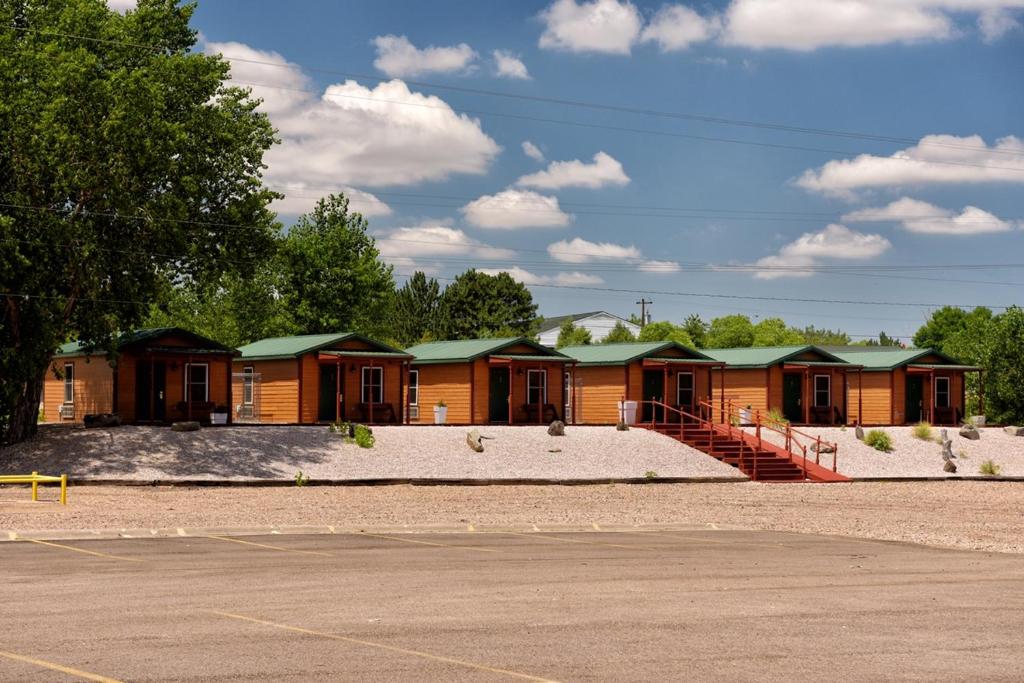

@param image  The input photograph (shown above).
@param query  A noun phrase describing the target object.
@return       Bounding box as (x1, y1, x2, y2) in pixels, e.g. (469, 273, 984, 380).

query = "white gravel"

(749, 425, 1024, 479)
(0, 424, 746, 482)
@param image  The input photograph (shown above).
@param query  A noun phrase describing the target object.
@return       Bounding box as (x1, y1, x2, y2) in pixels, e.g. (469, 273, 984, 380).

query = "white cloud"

(522, 141, 546, 162)
(271, 183, 392, 218)
(372, 35, 477, 77)
(461, 189, 573, 229)
(753, 224, 891, 279)
(795, 134, 1024, 198)
(493, 50, 531, 79)
(842, 197, 1018, 234)
(547, 237, 641, 262)
(207, 41, 500, 215)
(979, 8, 1021, 41)
(640, 4, 720, 51)
(638, 259, 683, 273)
(515, 151, 630, 190)
(106, 0, 136, 10)
(538, 0, 643, 54)
(375, 224, 517, 274)
(479, 267, 604, 285)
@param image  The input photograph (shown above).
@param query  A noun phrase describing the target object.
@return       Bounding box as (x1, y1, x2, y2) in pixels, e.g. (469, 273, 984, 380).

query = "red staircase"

(637, 400, 848, 483)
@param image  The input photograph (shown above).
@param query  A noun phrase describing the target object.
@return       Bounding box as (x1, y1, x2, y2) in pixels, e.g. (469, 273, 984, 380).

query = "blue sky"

(175, 0, 1023, 341)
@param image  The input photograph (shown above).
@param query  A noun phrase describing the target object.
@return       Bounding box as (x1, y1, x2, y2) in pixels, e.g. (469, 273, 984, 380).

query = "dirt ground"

(3, 480, 1023, 554)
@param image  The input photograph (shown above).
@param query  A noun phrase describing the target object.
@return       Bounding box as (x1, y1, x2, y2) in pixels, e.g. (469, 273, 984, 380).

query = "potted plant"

(433, 399, 448, 425)
(211, 405, 229, 425)
(739, 404, 753, 425)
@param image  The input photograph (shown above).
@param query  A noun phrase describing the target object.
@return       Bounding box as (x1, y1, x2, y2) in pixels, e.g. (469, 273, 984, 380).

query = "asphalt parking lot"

(2, 529, 1023, 682)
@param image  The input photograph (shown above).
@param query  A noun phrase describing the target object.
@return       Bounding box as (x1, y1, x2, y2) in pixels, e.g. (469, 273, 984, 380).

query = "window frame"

(63, 363, 75, 404)
(934, 376, 951, 409)
(185, 362, 209, 403)
(408, 369, 419, 407)
(527, 369, 548, 405)
(242, 366, 255, 406)
(813, 374, 831, 408)
(361, 366, 384, 404)
(676, 371, 694, 409)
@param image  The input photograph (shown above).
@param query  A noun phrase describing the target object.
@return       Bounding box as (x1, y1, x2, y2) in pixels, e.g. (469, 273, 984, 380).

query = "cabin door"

(135, 360, 166, 422)
(489, 368, 510, 423)
(318, 364, 340, 423)
(641, 370, 664, 423)
(905, 375, 923, 424)
(782, 373, 802, 423)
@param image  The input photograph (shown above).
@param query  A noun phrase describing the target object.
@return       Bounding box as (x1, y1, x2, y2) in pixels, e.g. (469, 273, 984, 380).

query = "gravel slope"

(0, 424, 745, 481)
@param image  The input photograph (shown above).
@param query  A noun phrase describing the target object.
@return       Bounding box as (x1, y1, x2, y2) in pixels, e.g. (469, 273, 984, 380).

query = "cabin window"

(361, 367, 383, 403)
(814, 375, 831, 407)
(185, 363, 209, 402)
(63, 363, 74, 404)
(408, 370, 419, 406)
(676, 372, 694, 408)
(242, 366, 254, 405)
(564, 371, 572, 413)
(527, 369, 547, 405)
(935, 376, 951, 408)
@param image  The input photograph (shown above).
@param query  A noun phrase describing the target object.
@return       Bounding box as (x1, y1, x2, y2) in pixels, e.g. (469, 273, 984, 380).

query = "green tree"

(603, 321, 637, 343)
(914, 306, 996, 418)
(855, 331, 904, 347)
(752, 317, 804, 347)
(637, 320, 695, 348)
(556, 319, 592, 348)
(682, 314, 708, 348)
(276, 195, 395, 338)
(705, 315, 755, 348)
(800, 325, 851, 346)
(435, 270, 538, 340)
(389, 271, 441, 347)
(913, 306, 993, 350)
(1, 0, 278, 445)
(979, 306, 1024, 424)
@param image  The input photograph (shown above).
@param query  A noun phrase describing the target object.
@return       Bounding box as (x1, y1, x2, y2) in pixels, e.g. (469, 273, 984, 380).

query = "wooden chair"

(522, 403, 560, 423)
(355, 402, 397, 424)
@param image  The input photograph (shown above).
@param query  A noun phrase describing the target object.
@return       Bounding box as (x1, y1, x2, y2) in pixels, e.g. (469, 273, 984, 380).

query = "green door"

(782, 373, 802, 423)
(318, 364, 338, 422)
(489, 368, 510, 423)
(905, 375, 923, 423)
(641, 370, 664, 422)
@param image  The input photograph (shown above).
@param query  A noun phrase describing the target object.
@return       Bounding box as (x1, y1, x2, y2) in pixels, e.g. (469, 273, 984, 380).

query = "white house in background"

(537, 311, 641, 347)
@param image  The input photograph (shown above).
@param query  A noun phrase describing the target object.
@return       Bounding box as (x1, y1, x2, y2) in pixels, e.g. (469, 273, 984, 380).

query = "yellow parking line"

(20, 539, 143, 563)
(205, 610, 557, 682)
(0, 650, 122, 682)
(203, 535, 334, 558)
(501, 531, 654, 551)
(358, 532, 501, 553)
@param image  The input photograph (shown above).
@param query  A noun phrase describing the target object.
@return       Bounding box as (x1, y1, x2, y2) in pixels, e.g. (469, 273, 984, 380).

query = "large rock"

(616, 422, 629, 431)
(1003, 426, 1024, 437)
(943, 459, 957, 473)
(855, 425, 865, 441)
(84, 413, 121, 428)
(547, 420, 565, 436)
(466, 429, 484, 453)
(959, 424, 981, 440)
(811, 441, 835, 454)
(941, 440, 954, 460)
(171, 421, 200, 432)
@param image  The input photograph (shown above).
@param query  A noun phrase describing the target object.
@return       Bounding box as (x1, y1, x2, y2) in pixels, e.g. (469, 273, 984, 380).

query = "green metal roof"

(55, 328, 233, 357)
(237, 332, 406, 361)
(560, 341, 712, 366)
(701, 345, 847, 368)
(822, 346, 968, 371)
(407, 337, 568, 364)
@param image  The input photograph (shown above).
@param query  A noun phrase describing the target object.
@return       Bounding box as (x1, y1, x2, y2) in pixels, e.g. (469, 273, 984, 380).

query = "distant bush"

(912, 422, 934, 441)
(864, 429, 893, 452)
(979, 460, 1001, 476)
(295, 471, 309, 487)
(354, 424, 375, 449)
(767, 407, 789, 427)
(644, 470, 658, 480)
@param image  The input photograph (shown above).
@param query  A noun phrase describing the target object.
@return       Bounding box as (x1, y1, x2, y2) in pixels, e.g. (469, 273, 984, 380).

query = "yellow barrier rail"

(0, 472, 67, 505)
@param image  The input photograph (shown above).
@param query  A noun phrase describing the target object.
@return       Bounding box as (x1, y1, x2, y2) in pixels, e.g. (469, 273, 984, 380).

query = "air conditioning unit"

(59, 404, 75, 420)
(409, 405, 419, 419)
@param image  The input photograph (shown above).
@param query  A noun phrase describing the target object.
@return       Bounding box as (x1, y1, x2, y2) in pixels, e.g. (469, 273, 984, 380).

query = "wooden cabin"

(234, 333, 412, 425)
(824, 347, 981, 426)
(44, 328, 238, 424)
(404, 338, 571, 424)
(560, 342, 722, 424)
(702, 346, 859, 425)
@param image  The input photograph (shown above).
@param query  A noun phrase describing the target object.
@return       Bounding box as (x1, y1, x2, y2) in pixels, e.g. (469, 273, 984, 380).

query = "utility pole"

(636, 298, 652, 328)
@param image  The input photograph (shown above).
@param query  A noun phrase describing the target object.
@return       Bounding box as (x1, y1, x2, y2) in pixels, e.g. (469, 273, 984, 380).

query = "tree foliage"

(752, 318, 804, 347)
(800, 325, 851, 346)
(1, 0, 278, 445)
(603, 321, 637, 343)
(556, 319, 592, 348)
(854, 331, 903, 347)
(637, 320, 695, 348)
(389, 271, 441, 347)
(705, 315, 755, 348)
(682, 314, 708, 348)
(435, 270, 538, 340)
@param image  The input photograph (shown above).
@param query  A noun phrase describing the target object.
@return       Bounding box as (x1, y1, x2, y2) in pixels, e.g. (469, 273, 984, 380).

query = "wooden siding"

(241, 360, 299, 424)
(413, 363, 473, 424)
(573, 366, 628, 424)
(712, 369, 769, 414)
(42, 357, 114, 422)
(847, 371, 892, 426)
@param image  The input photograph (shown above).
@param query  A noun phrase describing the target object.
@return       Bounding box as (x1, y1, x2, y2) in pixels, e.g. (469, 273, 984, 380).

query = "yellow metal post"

(60, 474, 67, 506)
(31, 471, 38, 502)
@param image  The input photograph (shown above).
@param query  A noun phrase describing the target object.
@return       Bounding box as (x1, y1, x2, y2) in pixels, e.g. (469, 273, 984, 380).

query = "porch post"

(536, 364, 543, 424)
(858, 368, 863, 426)
(369, 360, 375, 425)
(719, 367, 725, 421)
(830, 367, 835, 425)
(404, 361, 412, 425)
(469, 360, 476, 424)
(802, 368, 809, 425)
(335, 359, 341, 423)
(508, 363, 513, 425)
(571, 362, 577, 425)
(397, 361, 404, 425)
(226, 357, 233, 425)
(929, 368, 935, 423)
(840, 369, 847, 426)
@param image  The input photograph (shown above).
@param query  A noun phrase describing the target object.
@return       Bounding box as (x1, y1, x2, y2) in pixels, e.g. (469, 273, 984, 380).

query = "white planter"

(210, 413, 228, 425)
(617, 400, 638, 425)
(433, 406, 448, 425)
(971, 415, 986, 427)
(739, 409, 753, 425)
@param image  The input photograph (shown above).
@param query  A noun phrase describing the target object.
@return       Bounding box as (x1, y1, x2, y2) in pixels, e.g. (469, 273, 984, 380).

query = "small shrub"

(958, 449, 969, 460)
(354, 423, 375, 449)
(767, 408, 789, 427)
(436, 399, 447, 407)
(295, 471, 309, 487)
(979, 460, 1001, 476)
(37, 408, 46, 423)
(644, 470, 658, 480)
(864, 429, 893, 452)
(912, 422, 933, 441)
